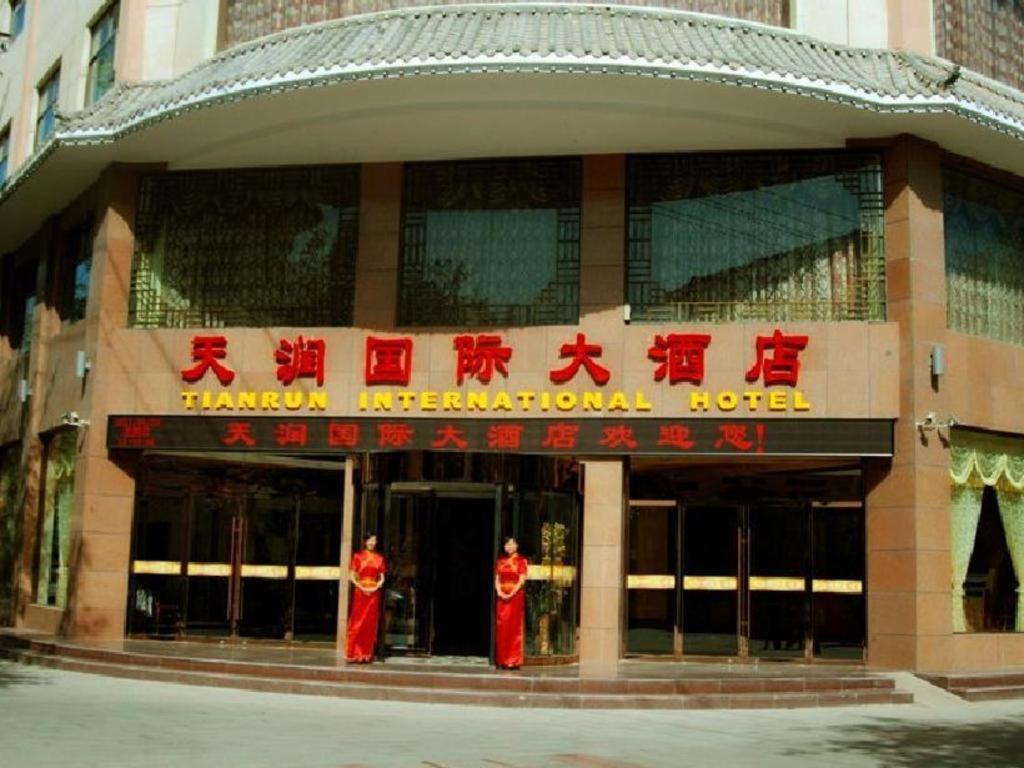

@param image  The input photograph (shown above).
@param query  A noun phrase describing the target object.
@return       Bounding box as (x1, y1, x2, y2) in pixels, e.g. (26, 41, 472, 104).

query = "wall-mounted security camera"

(60, 411, 90, 428)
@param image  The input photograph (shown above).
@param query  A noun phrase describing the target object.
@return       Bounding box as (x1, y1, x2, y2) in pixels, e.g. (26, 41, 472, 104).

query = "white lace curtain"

(950, 430, 1024, 631)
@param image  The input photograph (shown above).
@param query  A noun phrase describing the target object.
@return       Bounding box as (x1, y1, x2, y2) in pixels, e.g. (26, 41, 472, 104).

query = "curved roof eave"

(2, 3, 1023, 213)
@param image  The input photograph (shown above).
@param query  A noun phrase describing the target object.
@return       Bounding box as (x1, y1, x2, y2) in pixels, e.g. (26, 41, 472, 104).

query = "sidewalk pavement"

(2, 660, 1023, 768)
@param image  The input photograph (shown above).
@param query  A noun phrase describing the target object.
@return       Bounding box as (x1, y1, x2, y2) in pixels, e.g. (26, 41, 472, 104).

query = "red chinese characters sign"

(109, 416, 891, 456)
(181, 328, 810, 391)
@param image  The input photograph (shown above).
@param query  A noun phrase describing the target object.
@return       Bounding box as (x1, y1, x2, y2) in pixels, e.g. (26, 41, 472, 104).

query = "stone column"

(66, 166, 146, 639)
(578, 458, 626, 675)
(865, 136, 951, 671)
(336, 455, 356, 655)
(352, 163, 402, 329)
(14, 226, 58, 631)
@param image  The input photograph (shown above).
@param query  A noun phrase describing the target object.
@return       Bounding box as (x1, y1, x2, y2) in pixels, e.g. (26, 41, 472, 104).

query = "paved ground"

(2, 661, 1024, 768)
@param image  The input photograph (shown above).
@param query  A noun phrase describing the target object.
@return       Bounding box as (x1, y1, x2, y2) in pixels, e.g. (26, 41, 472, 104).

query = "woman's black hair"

(503, 536, 517, 545)
(362, 532, 377, 544)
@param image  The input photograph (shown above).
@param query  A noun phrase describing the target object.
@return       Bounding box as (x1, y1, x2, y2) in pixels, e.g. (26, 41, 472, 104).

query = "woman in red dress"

(494, 536, 529, 670)
(346, 533, 386, 663)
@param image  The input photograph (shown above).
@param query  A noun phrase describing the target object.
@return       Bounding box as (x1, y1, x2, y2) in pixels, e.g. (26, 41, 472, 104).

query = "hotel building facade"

(0, 0, 1023, 672)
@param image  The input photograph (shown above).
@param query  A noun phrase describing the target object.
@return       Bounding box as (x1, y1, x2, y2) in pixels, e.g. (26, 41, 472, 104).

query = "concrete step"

(1, 647, 912, 709)
(952, 686, 1024, 703)
(7, 638, 898, 696)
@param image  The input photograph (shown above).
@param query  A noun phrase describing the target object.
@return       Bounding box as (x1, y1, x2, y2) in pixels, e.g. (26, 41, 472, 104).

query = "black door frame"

(377, 481, 502, 662)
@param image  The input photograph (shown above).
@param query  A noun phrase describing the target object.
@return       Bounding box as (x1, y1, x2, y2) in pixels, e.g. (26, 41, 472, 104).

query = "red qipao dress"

(494, 554, 529, 668)
(345, 550, 386, 662)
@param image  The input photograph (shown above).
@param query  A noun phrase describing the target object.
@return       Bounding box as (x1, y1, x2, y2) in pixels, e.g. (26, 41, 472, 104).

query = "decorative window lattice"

(399, 158, 581, 327)
(129, 166, 359, 329)
(935, 0, 1024, 92)
(944, 169, 1024, 347)
(627, 152, 885, 323)
(222, 0, 788, 49)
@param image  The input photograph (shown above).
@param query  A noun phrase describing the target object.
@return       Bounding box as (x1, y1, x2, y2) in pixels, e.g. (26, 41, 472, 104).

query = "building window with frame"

(0, 125, 9, 190)
(86, 1, 118, 105)
(944, 169, 1024, 346)
(950, 429, 1024, 633)
(627, 152, 886, 323)
(399, 158, 581, 327)
(59, 218, 94, 325)
(35, 66, 60, 150)
(8, 0, 26, 40)
(129, 165, 360, 328)
(36, 430, 77, 609)
(2, 256, 37, 353)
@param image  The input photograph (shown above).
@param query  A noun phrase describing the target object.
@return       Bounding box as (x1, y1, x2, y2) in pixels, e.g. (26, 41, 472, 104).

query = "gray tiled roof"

(55, 3, 1023, 141)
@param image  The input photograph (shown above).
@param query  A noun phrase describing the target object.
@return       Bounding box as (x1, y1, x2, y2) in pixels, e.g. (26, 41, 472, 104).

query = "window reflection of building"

(400, 158, 581, 327)
(129, 166, 360, 329)
(944, 169, 1024, 346)
(627, 153, 885, 323)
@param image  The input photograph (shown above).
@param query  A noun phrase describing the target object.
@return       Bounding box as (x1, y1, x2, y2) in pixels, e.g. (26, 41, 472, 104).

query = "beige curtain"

(997, 489, 1024, 631)
(951, 484, 984, 632)
(950, 429, 1024, 632)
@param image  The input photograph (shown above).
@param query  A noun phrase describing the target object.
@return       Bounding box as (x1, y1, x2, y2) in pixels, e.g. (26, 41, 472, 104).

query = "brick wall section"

(222, 0, 789, 48)
(934, 0, 1024, 92)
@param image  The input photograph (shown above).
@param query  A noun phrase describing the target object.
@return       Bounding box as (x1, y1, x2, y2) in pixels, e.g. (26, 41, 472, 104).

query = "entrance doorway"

(626, 468, 865, 660)
(377, 484, 499, 659)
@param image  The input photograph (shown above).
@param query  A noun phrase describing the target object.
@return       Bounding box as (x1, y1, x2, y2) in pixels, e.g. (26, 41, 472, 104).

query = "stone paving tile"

(4, 661, 1024, 768)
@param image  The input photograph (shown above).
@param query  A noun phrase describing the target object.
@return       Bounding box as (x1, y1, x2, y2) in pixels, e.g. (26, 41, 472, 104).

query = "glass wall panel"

(0, 444, 22, 623)
(293, 494, 341, 641)
(129, 494, 187, 637)
(628, 152, 885, 322)
(944, 170, 1024, 346)
(626, 504, 677, 655)
(400, 158, 581, 326)
(129, 166, 359, 328)
(522, 491, 580, 659)
(36, 431, 77, 608)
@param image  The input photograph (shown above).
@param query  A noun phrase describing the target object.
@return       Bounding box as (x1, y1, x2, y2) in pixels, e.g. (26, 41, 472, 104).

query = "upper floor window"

(627, 152, 885, 323)
(129, 166, 360, 328)
(58, 218, 94, 325)
(35, 66, 60, 150)
(0, 126, 9, 189)
(399, 158, 581, 327)
(2, 255, 37, 352)
(87, 2, 119, 105)
(945, 169, 1024, 346)
(9, 0, 26, 40)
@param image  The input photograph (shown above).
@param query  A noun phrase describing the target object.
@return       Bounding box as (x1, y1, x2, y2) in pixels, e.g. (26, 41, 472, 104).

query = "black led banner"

(108, 416, 893, 457)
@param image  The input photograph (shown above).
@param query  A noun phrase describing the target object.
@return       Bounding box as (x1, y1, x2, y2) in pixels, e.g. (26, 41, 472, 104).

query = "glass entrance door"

(682, 505, 740, 656)
(380, 486, 499, 658)
(746, 505, 808, 659)
(626, 501, 679, 655)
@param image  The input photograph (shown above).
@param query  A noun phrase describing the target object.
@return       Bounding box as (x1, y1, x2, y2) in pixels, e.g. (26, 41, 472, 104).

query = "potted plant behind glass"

(536, 521, 569, 656)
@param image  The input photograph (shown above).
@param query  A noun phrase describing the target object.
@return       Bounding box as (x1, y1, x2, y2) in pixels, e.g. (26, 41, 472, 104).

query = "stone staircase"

(920, 671, 1024, 702)
(0, 633, 913, 710)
